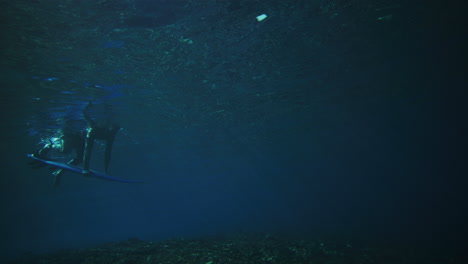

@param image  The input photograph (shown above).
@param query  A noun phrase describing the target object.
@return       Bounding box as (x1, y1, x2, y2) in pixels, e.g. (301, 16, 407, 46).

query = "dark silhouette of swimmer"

(31, 102, 120, 185)
(32, 120, 86, 186)
(82, 102, 121, 175)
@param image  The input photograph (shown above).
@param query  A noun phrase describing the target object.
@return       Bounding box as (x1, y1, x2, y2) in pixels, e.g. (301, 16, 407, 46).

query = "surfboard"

(27, 154, 141, 183)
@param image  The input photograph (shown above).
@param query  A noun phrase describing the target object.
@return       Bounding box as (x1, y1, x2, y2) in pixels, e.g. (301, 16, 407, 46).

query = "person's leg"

(83, 134, 94, 172)
(52, 169, 63, 186)
(104, 139, 114, 173)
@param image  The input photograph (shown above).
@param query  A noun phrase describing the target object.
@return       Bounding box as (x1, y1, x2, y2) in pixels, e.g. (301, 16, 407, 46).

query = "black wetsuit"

(82, 101, 120, 174)
(82, 124, 120, 173)
(32, 102, 120, 185)
(34, 128, 86, 186)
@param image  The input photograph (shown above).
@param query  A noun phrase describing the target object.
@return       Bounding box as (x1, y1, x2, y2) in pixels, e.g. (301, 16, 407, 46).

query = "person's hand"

(52, 169, 62, 176)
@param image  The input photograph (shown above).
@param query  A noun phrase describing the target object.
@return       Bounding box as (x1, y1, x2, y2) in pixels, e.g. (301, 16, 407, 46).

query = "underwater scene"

(1, 0, 467, 263)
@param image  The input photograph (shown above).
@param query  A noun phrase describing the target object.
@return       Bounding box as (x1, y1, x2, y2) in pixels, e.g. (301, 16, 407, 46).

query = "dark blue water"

(1, 0, 467, 261)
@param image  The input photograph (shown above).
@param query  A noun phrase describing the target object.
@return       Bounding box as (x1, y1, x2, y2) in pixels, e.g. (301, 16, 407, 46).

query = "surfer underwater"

(30, 118, 87, 186)
(30, 102, 121, 186)
(82, 102, 121, 175)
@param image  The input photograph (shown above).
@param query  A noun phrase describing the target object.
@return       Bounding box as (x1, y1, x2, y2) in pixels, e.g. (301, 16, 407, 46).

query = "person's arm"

(34, 136, 56, 158)
(37, 144, 51, 158)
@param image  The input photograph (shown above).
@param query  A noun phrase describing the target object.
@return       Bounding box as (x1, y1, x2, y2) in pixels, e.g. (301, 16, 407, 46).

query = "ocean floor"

(8, 234, 465, 264)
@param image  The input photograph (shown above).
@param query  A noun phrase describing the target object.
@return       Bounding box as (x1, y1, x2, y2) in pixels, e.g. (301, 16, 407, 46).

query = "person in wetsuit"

(32, 120, 86, 186)
(82, 102, 121, 175)
(32, 102, 121, 184)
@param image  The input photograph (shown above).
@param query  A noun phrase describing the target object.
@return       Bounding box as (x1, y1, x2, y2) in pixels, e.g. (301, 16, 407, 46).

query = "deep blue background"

(1, 0, 467, 261)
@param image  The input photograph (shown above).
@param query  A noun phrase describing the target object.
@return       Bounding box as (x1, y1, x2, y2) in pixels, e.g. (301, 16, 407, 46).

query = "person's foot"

(82, 170, 91, 176)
